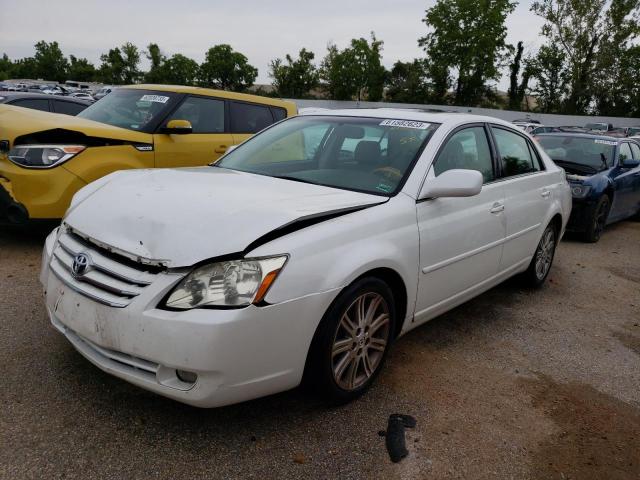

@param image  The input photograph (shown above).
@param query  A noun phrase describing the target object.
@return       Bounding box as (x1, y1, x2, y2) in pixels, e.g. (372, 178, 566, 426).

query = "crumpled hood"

(64, 167, 384, 267)
(0, 104, 151, 145)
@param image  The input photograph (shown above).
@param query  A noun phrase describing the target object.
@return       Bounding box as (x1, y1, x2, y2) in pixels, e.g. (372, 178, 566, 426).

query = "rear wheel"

(305, 277, 396, 404)
(523, 223, 557, 288)
(583, 195, 610, 243)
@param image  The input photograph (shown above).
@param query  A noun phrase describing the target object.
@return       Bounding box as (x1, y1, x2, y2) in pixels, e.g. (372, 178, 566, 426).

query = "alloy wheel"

(535, 227, 556, 280)
(331, 292, 391, 391)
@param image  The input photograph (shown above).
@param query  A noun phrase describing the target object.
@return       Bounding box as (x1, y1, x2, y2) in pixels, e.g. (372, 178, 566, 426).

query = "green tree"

(531, 0, 640, 114)
(507, 41, 534, 110)
(269, 48, 319, 98)
(33, 40, 68, 82)
(98, 47, 126, 84)
(161, 54, 199, 85)
(419, 0, 516, 106)
(67, 55, 96, 82)
(11, 57, 38, 79)
(0, 54, 12, 80)
(145, 43, 166, 83)
(198, 44, 257, 91)
(530, 44, 568, 113)
(320, 33, 386, 101)
(121, 42, 141, 84)
(385, 59, 431, 104)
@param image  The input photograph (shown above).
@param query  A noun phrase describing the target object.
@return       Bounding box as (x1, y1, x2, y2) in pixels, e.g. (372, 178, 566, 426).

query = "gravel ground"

(1, 220, 639, 480)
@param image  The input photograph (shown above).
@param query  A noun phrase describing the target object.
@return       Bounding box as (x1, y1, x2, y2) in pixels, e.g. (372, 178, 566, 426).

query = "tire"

(305, 277, 396, 404)
(523, 223, 557, 288)
(582, 195, 610, 243)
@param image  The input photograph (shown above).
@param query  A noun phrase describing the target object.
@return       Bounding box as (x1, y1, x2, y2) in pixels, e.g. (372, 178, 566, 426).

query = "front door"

(610, 142, 640, 220)
(415, 125, 506, 322)
(154, 95, 234, 168)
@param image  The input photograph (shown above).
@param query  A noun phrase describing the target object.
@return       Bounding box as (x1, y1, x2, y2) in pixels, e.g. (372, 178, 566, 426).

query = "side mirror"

(163, 119, 193, 135)
(621, 157, 640, 169)
(419, 169, 483, 200)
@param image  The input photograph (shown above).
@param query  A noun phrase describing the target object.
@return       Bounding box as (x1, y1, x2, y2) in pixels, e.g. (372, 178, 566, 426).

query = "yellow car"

(0, 85, 296, 223)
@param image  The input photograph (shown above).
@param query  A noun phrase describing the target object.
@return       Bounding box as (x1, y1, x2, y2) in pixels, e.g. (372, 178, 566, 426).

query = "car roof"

(0, 92, 90, 104)
(124, 84, 295, 109)
(299, 108, 517, 129)
(535, 132, 635, 143)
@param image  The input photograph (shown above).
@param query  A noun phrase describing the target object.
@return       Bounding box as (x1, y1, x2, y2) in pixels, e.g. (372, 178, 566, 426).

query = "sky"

(0, 0, 544, 89)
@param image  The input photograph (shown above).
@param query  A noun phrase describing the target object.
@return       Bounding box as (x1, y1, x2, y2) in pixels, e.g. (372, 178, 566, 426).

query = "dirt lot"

(1, 221, 639, 480)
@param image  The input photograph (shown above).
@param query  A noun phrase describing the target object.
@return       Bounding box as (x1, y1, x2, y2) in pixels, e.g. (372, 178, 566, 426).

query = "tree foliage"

(385, 59, 431, 104)
(67, 55, 96, 82)
(419, 0, 516, 106)
(532, 0, 640, 114)
(33, 41, 68, 82)
(269, 48, 319, 98)
(199, 44, 257, 91)
(320, 33, 386, 101)
(507, 41, 534, 111)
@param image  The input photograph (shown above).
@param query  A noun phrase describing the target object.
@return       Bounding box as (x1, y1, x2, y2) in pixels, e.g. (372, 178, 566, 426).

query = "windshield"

(77, 88, 180, 132)
(537, 136, 616, 171)
(584, 123, 607, 131)
(216, 115, 439, 196)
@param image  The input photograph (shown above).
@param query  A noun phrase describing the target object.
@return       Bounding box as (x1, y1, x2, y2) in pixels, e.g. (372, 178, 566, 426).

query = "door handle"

(541, 189, 551, 198)
(214, 145, 228, 154)
(490, 202, 505, 214)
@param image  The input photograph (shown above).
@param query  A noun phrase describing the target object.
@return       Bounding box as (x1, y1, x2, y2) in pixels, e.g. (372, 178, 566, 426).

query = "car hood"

(0, 104, 151, 146)
(64, 167, 385, 267)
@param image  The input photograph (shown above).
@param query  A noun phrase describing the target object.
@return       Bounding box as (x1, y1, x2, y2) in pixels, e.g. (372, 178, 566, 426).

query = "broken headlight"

(163, 256, 288, 310)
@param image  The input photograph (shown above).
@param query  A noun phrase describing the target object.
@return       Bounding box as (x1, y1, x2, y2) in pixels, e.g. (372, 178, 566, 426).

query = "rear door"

(490, 126, 553, 273)
(154, 95, 234, 168)
(415, 124, 506, 321)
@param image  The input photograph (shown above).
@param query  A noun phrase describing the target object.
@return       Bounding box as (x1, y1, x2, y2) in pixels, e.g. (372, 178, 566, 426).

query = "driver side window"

(167, 96, 225, 134)
(433, 127, 495, 183)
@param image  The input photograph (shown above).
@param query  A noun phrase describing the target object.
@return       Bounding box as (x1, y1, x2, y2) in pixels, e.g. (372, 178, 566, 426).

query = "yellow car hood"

(0, 104, 153, 147)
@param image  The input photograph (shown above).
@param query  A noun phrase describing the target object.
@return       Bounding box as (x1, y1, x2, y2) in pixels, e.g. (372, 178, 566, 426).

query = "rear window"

(10, 98, 50, 112)
(230, 102, 275, 134)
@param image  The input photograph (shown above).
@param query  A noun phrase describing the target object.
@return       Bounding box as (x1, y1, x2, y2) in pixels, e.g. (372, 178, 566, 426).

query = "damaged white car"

(41, 110, 572, 407)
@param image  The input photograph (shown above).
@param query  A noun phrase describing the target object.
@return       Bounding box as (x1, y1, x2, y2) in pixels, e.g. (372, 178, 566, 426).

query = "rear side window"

(230, 102, 274, 134)
(271, 107, 287, 122)
(10, 98, 50, 112)
(434, 126, 495, 183)
(630, 143, 640, 160)
(53, 100, 86, 115)
(492, 127, 540, 177)
(167, 96, 225, 133)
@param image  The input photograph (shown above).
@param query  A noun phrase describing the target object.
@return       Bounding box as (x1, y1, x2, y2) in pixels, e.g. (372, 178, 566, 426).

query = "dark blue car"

(536, 133, 640, 242)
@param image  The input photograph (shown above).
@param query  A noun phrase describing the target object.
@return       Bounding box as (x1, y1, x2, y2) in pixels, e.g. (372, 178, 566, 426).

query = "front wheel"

(583, 195, 610, 243)
(523, 223, 557, 288)
(305, 277, 396, 404)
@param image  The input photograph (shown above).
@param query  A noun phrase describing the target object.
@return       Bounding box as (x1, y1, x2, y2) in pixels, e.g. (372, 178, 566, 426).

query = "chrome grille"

(50, 229, 161, 308)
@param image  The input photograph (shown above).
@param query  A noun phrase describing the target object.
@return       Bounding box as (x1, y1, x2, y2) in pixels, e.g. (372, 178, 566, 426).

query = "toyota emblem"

(71, 253, 92, 278)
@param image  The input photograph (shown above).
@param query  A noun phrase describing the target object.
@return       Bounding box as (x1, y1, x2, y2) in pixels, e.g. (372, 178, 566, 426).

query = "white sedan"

(40, 110, 572, 407)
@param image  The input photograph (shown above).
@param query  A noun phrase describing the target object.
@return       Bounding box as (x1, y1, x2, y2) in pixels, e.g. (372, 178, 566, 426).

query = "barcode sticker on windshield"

(380, 119, 431, 129)
(594, 139, 617, 146)
(140, 94, 170, 103)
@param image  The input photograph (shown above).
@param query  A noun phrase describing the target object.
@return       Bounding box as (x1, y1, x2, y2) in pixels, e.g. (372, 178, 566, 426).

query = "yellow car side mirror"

(163, 119, 193, 135)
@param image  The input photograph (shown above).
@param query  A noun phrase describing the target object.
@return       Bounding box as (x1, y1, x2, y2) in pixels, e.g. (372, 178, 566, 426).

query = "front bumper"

(566, 199, 596, 233)
(41, 234, 340, 408)
(0, 156, 86, 221)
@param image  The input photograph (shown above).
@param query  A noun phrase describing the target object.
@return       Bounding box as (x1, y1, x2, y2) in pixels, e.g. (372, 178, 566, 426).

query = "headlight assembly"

(163, 256, 288, 310)
(571, 184, 591, 199)
(8, 144, 86, 168)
